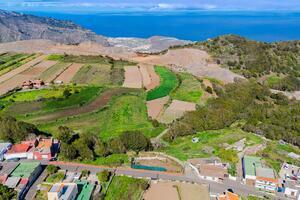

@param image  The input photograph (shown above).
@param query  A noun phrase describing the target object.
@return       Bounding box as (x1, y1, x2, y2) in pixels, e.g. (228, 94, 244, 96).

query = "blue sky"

(1, 0, 300, 12)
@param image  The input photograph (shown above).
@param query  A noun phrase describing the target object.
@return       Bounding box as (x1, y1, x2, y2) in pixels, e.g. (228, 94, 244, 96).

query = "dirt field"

(143, 181, 210, 200)
(158, 100, 196, 124)
(147, 96, 169, 119)
(54, 63, 84, 83)
(40, 62, 72, 83)
(139, 65, 152, 88)
(145, 64, 160, 90)
(0, 55, 46, 83)
(29, 88, 135, 123)
(133, 48, 244, 83)
(0, 59, 57, 95)
(122, 66, 143, 88)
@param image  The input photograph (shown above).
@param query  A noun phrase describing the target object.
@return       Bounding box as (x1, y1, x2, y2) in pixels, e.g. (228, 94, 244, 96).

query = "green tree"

(0, 184, 17, 200)
(60, 143, 77, 160)
(74, 138, 94, 161)
(119, 131, 151, 152)
(46, 165, 58, 175)
(57, 126, 75, 144)
(94, 139, 108, 157)
(96, 170, 111, 182)
(108, 138, 126, 154)
(63, 88, 71, 98)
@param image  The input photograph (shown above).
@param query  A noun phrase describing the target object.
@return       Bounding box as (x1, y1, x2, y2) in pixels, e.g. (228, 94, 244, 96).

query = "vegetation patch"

(105, 176, 148, 200)
(171, 73, 203, 103)
(147, 66, 179, 101)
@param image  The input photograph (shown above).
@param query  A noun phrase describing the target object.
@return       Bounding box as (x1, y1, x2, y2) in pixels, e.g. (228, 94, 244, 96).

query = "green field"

(84, 154, 129, 167)
(171, 73, 203, 103)
(105, 176, 148, 200)
(160, 128, 262, 161)
(147, 66, 179, 101)
(1, 86, 102, 116)
(37, 93, 164, 140)
(265, 75, 282, 87)
(72, 63, 113, 86)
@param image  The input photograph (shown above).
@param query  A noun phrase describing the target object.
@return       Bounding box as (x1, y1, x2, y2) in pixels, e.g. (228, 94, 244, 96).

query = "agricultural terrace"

(0, 85, 102, 117)
(257, 141, 300, 172)
(147, 66, 179, 101)
(37, 91, 165, 140)
(160, 128, 262, 162)
(171, 73, 203, 103)
(0, 53, 37, 76)
(105, 176, 148, 200)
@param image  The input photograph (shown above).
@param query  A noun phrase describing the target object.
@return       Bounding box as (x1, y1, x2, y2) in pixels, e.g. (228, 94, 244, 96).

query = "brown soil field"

(122, 66, 143, 88)
(133, 48, 244, 83)
(54, 63, 84, 83)
(143, 181, 210, 200)
(146, 96, 169, 119)
(0, 59, 57, 95)
(158, 100, 196, 124)
(0, 55, 46, 83)
(139, 65, 152, 88)
(30, 88, 135, 123)
(144, 64, 160, 91)
(40, 62, 72, 83)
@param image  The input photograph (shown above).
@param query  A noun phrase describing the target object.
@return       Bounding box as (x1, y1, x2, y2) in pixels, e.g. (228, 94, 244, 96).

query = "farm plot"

(147, 66, 179, 101)
(72, 63, 112, 86)
(122, 66, 143, 88)
(0, 55, 46, 83)
(39, 62, 72, 83)
(158, 100, 196, 124)
(139, 64, 160, 91)
(54, 63, 84, 83)
(147, 96, 169, 119)
(0, 53, 36, 76)
(0, 58, 56, 95)
(171, 73, 203, 103)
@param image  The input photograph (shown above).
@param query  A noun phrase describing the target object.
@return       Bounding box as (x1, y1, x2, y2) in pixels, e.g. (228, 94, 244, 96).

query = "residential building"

(284, 187, 298, 199)
(22, 79, 45, 89)
(280, 163, 300, 181)
(48, 183, 78, 200)
(76, 180, 95, 200)
(4, 143, 32, 160)
(189, 157, 228, 182)
(0, 142, 12, 161)
(2, 162, 42, 199)
(242, 156, 278, 192)
(216, 191, 239, 200)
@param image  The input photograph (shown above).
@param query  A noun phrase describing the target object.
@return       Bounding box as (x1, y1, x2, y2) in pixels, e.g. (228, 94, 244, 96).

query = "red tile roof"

(7, 144, 31, 153)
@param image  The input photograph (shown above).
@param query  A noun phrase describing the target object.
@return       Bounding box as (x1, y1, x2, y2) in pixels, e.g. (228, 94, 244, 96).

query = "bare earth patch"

(146, 96, 169, 119)
(54, 63, 84, 84)
(122, 66, 143, 88)
(143, 181, 209, 200)
(139, 65, 152, 89)
(0, 55, 46, 83)
(158, 100, 196, 124)
(145, 65, 160, 91)
(0, 59, 57, 95)
(133, 48, 244, 83)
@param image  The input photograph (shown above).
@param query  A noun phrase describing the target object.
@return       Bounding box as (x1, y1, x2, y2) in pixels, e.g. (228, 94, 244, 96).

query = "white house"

(0, 143, 12, 161)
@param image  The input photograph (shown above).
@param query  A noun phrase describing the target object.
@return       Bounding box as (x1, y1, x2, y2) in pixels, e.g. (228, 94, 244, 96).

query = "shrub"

(96, 170, 111, 182)
(46, 165, 58, 175)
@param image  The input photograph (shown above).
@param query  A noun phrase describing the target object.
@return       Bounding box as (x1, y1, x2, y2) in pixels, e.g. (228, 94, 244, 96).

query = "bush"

(81, 170, 90, 177)
(96, 170, 111, 182)
(46, 165, 58, 175)
(119, 131, 151, 152)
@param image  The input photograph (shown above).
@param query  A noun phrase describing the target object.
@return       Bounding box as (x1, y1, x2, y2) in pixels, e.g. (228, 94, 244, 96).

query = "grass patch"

(45, 172, 65, 183)
(265, 75, 282, 87)
(0, 54, 37, 76)
(46, 54, 64, 61)
(171, 73, 203, 103)
(84, 154, 129, 167)
(105, 176, 148, 200)
(160, 128, 262, 161)
(147, 66, 179, 101)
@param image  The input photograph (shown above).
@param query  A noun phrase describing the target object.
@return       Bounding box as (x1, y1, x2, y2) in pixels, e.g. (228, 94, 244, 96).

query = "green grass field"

(0, 54, 37, 76)
(105, 176, 148, 200)
(147, 66, 179, 101)
(84, 154, 129, 167)
(2, 86, 102, 117)
(265, 75, 283, 87)
(171, 73, 203, 103)
(160, 128, 262, 161)
(37, 93, 164, 140)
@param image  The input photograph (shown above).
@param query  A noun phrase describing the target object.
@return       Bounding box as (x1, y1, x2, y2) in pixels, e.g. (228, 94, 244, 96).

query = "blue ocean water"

(25, 11, 300, 42)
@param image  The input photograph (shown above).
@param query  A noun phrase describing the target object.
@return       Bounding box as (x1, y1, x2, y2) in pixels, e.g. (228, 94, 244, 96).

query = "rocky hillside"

(0, 10, 109, 45)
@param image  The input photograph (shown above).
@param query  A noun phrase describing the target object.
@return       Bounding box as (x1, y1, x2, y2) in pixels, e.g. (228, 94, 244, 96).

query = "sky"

(0, 0, 300, 12)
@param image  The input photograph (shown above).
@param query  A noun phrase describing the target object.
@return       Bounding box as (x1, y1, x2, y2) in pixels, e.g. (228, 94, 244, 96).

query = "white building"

(285, 187, 298, 199)
(48, 183, 78, 200)
(0, 143, 12, 161)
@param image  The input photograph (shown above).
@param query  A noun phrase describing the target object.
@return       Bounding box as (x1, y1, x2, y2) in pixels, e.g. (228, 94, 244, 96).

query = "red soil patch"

(146, 96, 169, 119)
(54, 63, 84, 83)
(122, 66, 143, 88)
(139, 65, 152, 88)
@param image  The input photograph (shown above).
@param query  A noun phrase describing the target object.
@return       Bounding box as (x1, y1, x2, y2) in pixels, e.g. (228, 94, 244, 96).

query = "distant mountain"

(0, 9, 109, 45)
(0, 9, 192, 53)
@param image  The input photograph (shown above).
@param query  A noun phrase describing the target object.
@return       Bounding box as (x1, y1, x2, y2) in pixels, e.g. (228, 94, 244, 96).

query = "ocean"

(25, 11, 300, 42)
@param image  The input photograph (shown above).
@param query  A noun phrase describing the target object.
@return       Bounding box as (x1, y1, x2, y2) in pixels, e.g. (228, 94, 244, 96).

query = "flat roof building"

(0, 143, 11, 161)
(48, 183, 78, 200)
(76, 180, 95, 200)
